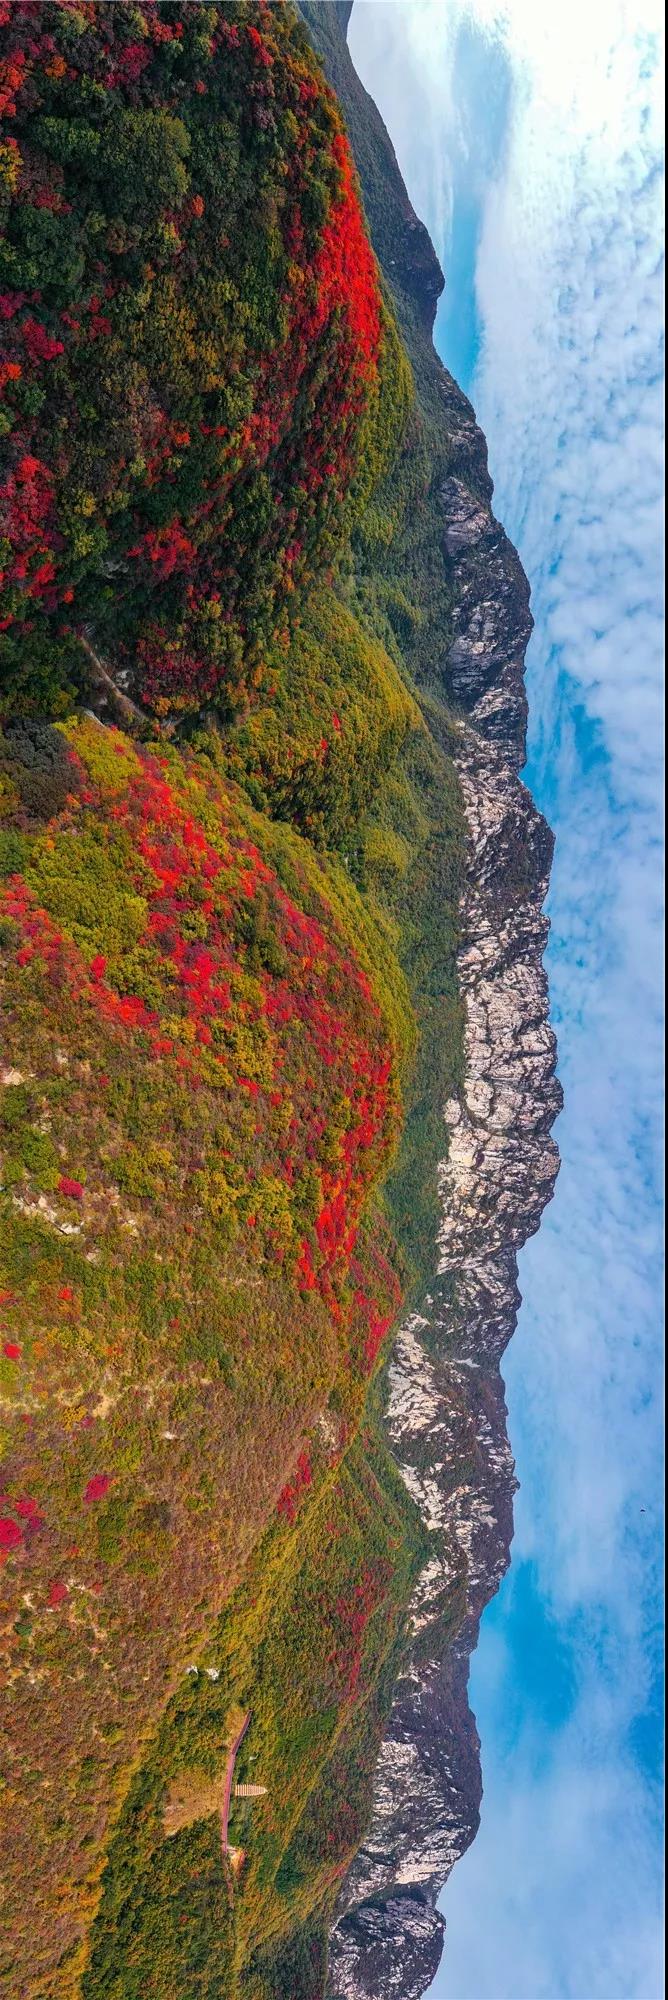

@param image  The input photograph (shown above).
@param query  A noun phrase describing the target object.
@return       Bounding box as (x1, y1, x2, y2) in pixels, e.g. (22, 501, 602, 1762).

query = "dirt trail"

(220, 1710, 251, 1854)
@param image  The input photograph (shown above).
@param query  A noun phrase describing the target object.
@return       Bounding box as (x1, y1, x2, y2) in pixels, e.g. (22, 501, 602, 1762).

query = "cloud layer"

(348, 4, 664, 1995)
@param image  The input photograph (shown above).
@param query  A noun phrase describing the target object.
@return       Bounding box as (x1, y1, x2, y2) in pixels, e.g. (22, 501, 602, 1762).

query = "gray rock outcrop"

(297, 8, 563, 1997)
(328, 389, 561, 2000)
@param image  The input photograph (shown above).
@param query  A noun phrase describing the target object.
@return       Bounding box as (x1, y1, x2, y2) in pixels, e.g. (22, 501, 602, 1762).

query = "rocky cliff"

(331, 702, 562, 1986)
(297, 10, 562, 1999)
(327, 460, 561, 1992)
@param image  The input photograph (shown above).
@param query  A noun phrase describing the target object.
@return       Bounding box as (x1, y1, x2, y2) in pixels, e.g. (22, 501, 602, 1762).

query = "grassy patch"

(84, 1428, 432, 2000)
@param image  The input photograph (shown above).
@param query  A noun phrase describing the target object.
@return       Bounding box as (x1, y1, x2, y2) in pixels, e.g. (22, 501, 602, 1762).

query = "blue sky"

(348, 4, 664, 1995)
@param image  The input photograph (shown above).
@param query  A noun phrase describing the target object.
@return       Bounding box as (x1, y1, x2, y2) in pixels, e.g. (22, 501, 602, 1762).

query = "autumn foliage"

(0, 711, 407, 1987)
(0, 8, 460, 1998)
(0, 0, 386, 714)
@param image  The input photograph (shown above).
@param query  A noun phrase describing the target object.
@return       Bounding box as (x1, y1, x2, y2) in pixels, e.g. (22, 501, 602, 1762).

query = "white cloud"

(436, 1721, 664, 1999)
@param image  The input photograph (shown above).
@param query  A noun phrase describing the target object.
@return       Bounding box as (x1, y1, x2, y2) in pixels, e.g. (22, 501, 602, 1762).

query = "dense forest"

(0, 6, 468, 1995)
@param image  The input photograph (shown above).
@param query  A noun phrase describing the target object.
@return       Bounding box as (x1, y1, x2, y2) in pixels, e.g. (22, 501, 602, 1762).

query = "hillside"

(0, 6, 560, 1999)
(299, 9, 561, 1998)
(0, 5, 463, 1994)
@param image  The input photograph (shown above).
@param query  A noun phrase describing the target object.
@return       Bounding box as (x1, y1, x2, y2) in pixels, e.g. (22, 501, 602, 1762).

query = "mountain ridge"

(0, 6, 560, 1993)
(297, 9, 562, 1996)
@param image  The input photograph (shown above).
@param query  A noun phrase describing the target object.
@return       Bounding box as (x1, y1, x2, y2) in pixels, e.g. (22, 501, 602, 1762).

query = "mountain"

(0, 6, 559, 1997)
(299, 8, 561, 1997)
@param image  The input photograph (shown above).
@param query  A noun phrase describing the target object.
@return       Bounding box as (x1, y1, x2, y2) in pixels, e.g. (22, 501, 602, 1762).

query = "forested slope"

(300, 12, 561, 2000)
(0, 6, 470, 1996)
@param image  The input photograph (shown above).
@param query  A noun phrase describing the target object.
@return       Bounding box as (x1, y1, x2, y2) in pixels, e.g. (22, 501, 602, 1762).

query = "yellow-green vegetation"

(0, 713, 410, 1993)
(84, 1427, 428, 2000)
(0, 5, 470, 1998)
(210, 589, 420, 850)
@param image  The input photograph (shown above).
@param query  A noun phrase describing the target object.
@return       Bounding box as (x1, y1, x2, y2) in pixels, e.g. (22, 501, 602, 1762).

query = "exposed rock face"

(328, 433, 562, 2000)
(330, 1894, 445, 2000)
(441, 474, 533, 759)
(321, 31, 562, 2000)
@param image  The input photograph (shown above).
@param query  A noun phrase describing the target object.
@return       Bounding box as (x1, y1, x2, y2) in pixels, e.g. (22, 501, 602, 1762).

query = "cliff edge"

(299, 9, 562, 1997)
